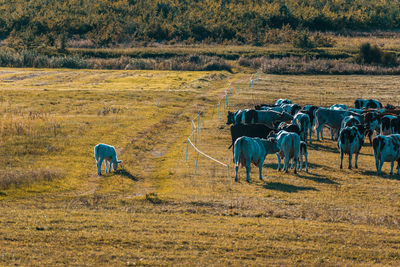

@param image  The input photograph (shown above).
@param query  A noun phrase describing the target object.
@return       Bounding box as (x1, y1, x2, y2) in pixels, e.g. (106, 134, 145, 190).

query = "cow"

(275, 99, 292, 106)
(337, 125, 365, 169)
(330, 104, 348, 111)
(269, 130, 301, 173)
(255, 105, 284, 113)
(299, 141, 309, 173)
(354, 99, 383, 109)
(373, 134, 400, 175)
(94, 143, 122, 175)
(341, 115, 361, 129)
(277, 122, 300, 135)
(229, 123, 274, 150)
(381, 115, 399, 135)
(227, 109, 258, 125)
(257, 110, 293, 128)
(363, 110, 382, 144)
(293, 112, 312, 143)
(233, 136, 279, 182)
(282, 103, 302, 116)
(314, 108, 363, 141)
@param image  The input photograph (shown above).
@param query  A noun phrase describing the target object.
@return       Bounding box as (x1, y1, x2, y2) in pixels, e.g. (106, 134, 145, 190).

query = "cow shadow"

(296, 173, 339, 185)
(263, 182, 318, 193)
(361, 170, 400, 180)
(115, 169, 138, 181)
(309, 142, 338, 153)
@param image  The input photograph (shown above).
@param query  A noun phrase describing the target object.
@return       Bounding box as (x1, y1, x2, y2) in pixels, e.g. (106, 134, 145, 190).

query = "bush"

(292, 30, 315, 49)
(264, 24, 294, 44)
(312, 33, 335, 47)
(356, 42, 398, 66)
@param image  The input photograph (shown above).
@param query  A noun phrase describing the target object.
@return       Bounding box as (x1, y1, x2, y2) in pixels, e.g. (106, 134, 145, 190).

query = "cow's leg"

(284, 153, 290, 173)
(309, 127, 312, 144)
(245, 160, 251, 182)
(305, 152, 309, 173)
(259, 158, 265, 180)
(390, 161, 394, 175)
(299, 154, 303, 171)
(234, 165, 239, 182)
(340, 150, 343, 169)
(354, 152, 359, 169)
(276, 153, 281, 171)
(108, 160, 113, 173)
(105, 160, 109, 173)
(316, 123, 324, 141)
(293, 156, 298, 174)
(97, 157, 104, 175)
(348, 152, 353, 169)
(378, 156, 384, 176)
(397, 159, 400, 175)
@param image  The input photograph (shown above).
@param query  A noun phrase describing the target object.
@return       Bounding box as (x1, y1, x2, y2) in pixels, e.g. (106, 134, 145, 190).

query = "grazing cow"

(299, 141, 309, 173)
(349, 108, 364, 114)
(330, 104, 348, 111)
(255, 105, 284, 113)
(293, 112, 312, 143)
(229, 123, 274, 150)
(341, 115, 361, 129)
(282, 103, 302, 116)
(256, 110, 294, 129)
(381, 115, 399, 135)
(277, 122, 300, 135)
(354, 99, 383, 109)
(363, 110, 382, 144)
(227, 109, 258, 125)
(94, 143, 122, 175)
(314, 108, 363, 141)
(233, 136, 278, 182)
(270, 130, 301, 173)
(337, 125, 365, 169)
(275, 99, 292, 106)
(373, 134, 400, 175)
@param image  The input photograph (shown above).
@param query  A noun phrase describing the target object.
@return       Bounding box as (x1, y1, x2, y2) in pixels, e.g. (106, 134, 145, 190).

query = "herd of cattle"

(228, 98, 400, 182)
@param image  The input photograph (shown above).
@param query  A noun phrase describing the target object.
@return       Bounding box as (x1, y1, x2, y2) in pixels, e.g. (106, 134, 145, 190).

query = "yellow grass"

(1, 68, 400, 265)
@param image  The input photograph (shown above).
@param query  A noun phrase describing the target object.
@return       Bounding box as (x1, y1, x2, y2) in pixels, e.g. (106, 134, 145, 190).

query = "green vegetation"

(1, 69, 400, 265)
(1, 0, 400, 47)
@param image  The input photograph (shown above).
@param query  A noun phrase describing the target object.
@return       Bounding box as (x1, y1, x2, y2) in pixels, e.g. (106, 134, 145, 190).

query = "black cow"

(229, 123, 274, 150)
(354, 99, 383, 109)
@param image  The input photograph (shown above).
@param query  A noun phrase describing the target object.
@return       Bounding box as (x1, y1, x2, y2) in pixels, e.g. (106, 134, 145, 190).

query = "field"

(1, 68, 400, 265)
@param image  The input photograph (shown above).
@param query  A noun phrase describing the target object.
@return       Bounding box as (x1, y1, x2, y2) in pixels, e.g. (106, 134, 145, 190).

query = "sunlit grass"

(1, 69, 400, 265)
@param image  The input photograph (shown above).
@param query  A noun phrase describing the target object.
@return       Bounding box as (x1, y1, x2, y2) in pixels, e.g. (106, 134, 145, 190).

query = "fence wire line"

(186, 72, 260, 171)
(187, 137, 228, 167)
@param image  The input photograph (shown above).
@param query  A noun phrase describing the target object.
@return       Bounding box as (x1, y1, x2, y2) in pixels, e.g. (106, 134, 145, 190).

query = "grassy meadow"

(1, 68, 400, 265)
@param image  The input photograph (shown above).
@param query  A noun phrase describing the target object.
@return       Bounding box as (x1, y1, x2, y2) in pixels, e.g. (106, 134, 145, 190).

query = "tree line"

(0, 0, 400, 48)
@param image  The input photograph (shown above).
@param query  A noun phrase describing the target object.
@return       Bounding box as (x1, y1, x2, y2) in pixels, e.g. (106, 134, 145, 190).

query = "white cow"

(271, 130, 301, 173)
(94, 143, 122, 175)
(233, 136, 278, 182)
(373, 134, 400, 175)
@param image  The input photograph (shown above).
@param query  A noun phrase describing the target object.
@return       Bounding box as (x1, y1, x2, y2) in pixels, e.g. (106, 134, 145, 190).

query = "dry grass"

(1, 69, 400, 265)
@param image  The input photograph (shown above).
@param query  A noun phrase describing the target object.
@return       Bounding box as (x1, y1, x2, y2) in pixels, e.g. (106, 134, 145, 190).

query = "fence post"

(226, 92, 228, 108)
(197, 113, 200, 133)
(237, 83, 240, 95)
(218, 102, 220, 119)
(186, 139, 189, 163)
(194, 151, 199, 177)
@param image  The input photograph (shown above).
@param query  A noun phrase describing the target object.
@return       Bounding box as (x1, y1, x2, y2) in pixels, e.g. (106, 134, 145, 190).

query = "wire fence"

(185, 71, 261, 177)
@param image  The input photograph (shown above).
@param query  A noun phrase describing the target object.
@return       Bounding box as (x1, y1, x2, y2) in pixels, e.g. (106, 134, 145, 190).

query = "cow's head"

(279, 112, 294, 122)
(226, 111, 235, 125)
(265, 137, 279, 154)
(113, 160, 122, 171)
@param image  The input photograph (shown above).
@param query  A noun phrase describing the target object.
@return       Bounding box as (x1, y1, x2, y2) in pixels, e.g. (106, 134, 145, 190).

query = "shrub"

(264, 24, 294, 44)
(292, 30, 315, 49)
(356, 42, 398, 66)
(312, 33, 335, 47)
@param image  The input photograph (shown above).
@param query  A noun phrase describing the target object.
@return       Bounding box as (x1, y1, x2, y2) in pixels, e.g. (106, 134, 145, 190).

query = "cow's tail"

(372, 136, 381, 159)
(233, 138, 242, 166)
(94, 144, 99, 163)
